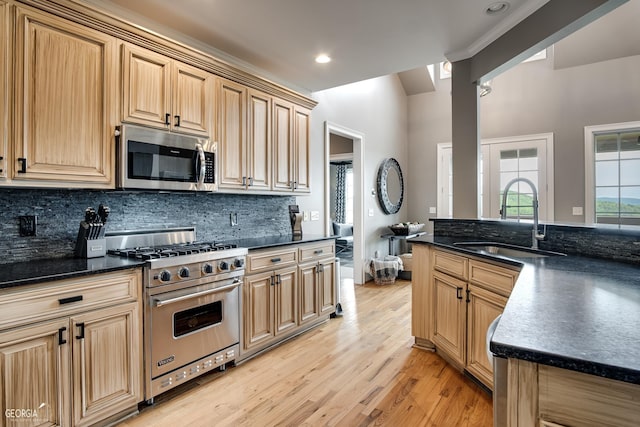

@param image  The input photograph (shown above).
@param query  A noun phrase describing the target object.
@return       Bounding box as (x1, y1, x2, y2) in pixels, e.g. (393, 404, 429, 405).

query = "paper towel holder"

(289, 205, 303, 239)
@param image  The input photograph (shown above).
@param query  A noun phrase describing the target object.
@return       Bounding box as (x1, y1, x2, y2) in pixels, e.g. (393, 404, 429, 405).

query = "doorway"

(325, 122, 365, 285)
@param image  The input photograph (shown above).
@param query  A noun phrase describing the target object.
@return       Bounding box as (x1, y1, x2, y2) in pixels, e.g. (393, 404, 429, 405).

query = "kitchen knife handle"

(165, 113, 171, 125)
(76, 322, 85, 340)
(59, 295, 83, 305)
(17, 158, 27, 173)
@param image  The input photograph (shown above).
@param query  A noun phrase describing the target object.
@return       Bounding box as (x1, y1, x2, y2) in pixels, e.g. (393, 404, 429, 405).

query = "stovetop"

(108, 242, 239, 261)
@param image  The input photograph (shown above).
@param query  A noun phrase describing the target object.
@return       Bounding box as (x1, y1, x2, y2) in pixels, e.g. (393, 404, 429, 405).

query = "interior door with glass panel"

(484, 138, 551, 221)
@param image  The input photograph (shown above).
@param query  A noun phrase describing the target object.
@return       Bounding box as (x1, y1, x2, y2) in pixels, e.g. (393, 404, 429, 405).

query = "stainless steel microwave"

(117, 125, 216, 192)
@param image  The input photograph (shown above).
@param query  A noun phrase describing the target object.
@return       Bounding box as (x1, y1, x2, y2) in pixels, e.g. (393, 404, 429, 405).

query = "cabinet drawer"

(0, 269, 141, 330)
(433, 249, 468, 280)
(299, 241, 335, 263)
(247, 247, 297, 274)
(468, 260, 518, 297)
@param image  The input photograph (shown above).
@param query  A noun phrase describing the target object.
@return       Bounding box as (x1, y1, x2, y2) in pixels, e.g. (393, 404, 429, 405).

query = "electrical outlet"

(429, 207, 437, 214)
(310, 211, 319, 221)
(572, 207, 583, 216)
(303, 211, 310, 221)
(230, 212, 238, 226)
(19, 215, 37, 236)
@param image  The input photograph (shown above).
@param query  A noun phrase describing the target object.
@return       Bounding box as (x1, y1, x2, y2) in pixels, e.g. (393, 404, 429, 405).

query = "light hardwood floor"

(120, 277, 493, 426)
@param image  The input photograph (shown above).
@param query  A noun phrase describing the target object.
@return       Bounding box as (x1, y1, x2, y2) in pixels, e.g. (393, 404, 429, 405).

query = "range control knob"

(178, 267, 190, 278)
(233, 258, 245, 268)
(218, 261, 230, 271)
(159, 270, 172, 282)
(203, 263, 214, 274)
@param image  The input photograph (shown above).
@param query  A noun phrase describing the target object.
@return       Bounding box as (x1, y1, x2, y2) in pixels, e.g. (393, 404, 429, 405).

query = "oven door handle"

(196, 143, 206, 188)
(154, 280, 240, 307)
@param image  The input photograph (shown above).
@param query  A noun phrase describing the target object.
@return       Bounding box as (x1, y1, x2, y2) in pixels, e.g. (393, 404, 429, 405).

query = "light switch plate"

(310, 211, 319, 221)
(429, 207, 437, 214)
(572, 207, 583, 216)
(303, 211, 310, 221)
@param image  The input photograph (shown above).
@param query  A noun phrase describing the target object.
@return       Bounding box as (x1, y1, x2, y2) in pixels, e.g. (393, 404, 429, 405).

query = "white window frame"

(584, 121, 640, 224)
(437, 133, 555, 220)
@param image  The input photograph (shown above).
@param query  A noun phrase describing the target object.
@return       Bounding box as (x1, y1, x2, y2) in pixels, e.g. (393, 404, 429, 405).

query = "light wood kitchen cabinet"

(413, 246, 519, 389)
(432, 270, 467, 367)
(0, 318, 70, 426)
(508, 358, 640, 427)
(10, 5, 117, 188)
(122, 43, 213, 137)
(0, 0, 8, 181)
(246, 89, 272, 191)
(272, 99, 311, 193)
(0, 269, 143, 427)
(241, 240, 336, 361)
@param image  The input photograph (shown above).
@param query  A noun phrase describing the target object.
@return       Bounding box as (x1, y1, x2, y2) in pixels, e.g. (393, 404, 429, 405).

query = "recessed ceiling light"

(486, 1, 510, 15)
(315, 54, 331, 64)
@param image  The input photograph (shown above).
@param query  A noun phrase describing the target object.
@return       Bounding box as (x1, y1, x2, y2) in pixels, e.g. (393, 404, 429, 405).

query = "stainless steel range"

(106, 228, 247, 402)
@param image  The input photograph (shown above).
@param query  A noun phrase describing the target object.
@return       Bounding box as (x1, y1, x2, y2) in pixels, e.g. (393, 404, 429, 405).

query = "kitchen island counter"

(409, 234, 640, 385)
(0, 256, 144, 289)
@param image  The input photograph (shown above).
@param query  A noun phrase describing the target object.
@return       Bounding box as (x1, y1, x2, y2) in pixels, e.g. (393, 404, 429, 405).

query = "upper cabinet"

(9, 5, 117, 188)
(218, 82, 272, 192)
(273, 99, 311, 194)
(0, 0, 8, 181)
(122, 43, 213, 137)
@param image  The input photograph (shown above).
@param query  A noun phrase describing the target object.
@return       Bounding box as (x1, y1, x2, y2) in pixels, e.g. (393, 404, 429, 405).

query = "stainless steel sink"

(453, 242, 566, 258)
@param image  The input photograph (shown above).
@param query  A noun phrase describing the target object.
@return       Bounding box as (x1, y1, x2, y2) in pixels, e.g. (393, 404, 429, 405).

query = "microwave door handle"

(196, 143, 206, 188)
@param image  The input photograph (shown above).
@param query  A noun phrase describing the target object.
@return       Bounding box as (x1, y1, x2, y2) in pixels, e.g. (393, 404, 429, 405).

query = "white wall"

(408, 51, 640, 225)
(297, 74, 408, 261)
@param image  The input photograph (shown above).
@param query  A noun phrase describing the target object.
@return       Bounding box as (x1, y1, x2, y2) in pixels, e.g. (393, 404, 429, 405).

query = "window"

(585, 122, 640, 226)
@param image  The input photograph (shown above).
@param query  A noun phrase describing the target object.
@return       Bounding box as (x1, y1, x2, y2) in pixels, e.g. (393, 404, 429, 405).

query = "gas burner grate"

(108, 242, 238, 260)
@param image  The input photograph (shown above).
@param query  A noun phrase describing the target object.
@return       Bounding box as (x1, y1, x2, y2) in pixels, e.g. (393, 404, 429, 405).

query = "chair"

(332, 221, 353, 255)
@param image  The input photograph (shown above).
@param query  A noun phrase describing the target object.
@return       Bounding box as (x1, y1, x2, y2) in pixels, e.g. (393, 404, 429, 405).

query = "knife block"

(74, 224, 106, 258)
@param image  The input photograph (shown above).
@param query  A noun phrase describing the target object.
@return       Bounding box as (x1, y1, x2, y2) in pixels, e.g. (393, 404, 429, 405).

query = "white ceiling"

(91, 0, 550, 93)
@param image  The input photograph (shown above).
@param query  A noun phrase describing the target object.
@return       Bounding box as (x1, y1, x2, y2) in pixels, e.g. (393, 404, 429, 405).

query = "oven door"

(149, 277, 239, 379)
(118, 124, 216, 191)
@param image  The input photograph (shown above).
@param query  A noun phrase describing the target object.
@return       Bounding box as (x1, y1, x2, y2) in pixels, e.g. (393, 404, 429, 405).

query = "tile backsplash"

(0, 189, 295, 264)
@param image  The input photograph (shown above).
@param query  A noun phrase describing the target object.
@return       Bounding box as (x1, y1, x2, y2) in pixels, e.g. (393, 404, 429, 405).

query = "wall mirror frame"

(376, 157, 404, 215)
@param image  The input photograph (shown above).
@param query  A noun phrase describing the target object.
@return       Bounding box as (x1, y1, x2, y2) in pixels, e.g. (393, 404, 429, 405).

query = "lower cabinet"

(413, 246, 518, 390)
(241, 240, 335, 361)
(0, 269, 142, 427)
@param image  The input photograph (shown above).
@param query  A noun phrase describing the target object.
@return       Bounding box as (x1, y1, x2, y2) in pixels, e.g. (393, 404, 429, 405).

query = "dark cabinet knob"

(178, 267, 190, 278)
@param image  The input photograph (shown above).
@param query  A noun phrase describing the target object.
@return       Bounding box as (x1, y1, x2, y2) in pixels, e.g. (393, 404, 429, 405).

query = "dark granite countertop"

(0, 256, 145, 290)
(409, 234, 640, 384)
(223, 234, 336, 251)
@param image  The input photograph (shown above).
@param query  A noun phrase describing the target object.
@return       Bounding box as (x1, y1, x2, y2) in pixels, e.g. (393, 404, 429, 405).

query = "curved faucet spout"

(500, 177, 545, 249)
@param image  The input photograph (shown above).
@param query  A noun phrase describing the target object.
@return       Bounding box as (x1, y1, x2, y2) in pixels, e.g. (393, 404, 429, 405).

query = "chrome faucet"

(500, 177, 546, 249)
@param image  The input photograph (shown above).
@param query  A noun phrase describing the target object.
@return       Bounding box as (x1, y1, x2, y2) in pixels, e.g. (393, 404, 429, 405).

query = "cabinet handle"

(456, 287, 463, 300)
(174, 115, 181, 127)
(59, 295, 83, 305)
(58, 327, 67, 346)
(0, 155, 3, 173)
(466, 289, 470, 303)
(318, 264, 324, 273)
(271, 257, 281, 263)
(294, 181, 298, 190)
(276, 274, 281, 285)
(249, 177, 254, 186)
(165, 113, 171, 125)
(17, 158, 27, 173)
(242, 176, 247, 186)
(314, 249, 324, 255)
(76, 323, 85, 340)
(270, 276, 275, 286)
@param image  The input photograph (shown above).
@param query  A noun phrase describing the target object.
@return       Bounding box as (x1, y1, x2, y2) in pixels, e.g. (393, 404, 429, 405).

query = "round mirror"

(376, 158, 404, 214)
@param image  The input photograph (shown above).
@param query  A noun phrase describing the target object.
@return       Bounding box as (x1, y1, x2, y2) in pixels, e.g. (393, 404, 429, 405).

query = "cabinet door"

(247, 89, 272, 191)
(293, 106, 311, 193)
(217, 78, 247, 190)
(432, 271, 466, 367)
(319, 259, 336, 315)
(411, 245, 432, 341)
(172, 62, 212, 136)
(272, 98, 293, 191)
(0, 0, 8, 180)
(71, 302, 142, 427)
(466, 284, 506, 389)
(14, 6, 116, 187)
(121, 44, 172, 130)
(298, 262, 319, 325)
(0, 318, 71, 427)
(243, 271, 275, 351)
(274, 266, 298, 336)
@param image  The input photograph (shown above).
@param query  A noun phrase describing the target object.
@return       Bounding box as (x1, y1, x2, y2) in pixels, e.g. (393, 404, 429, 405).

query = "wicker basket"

(388, 223, 425, 236)
(369, 262, 396, 285)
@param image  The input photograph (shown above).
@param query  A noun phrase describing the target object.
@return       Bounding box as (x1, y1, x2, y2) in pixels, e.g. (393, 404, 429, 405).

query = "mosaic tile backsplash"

(432, 219, 640, 264)
(0, 189, 295, 264)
